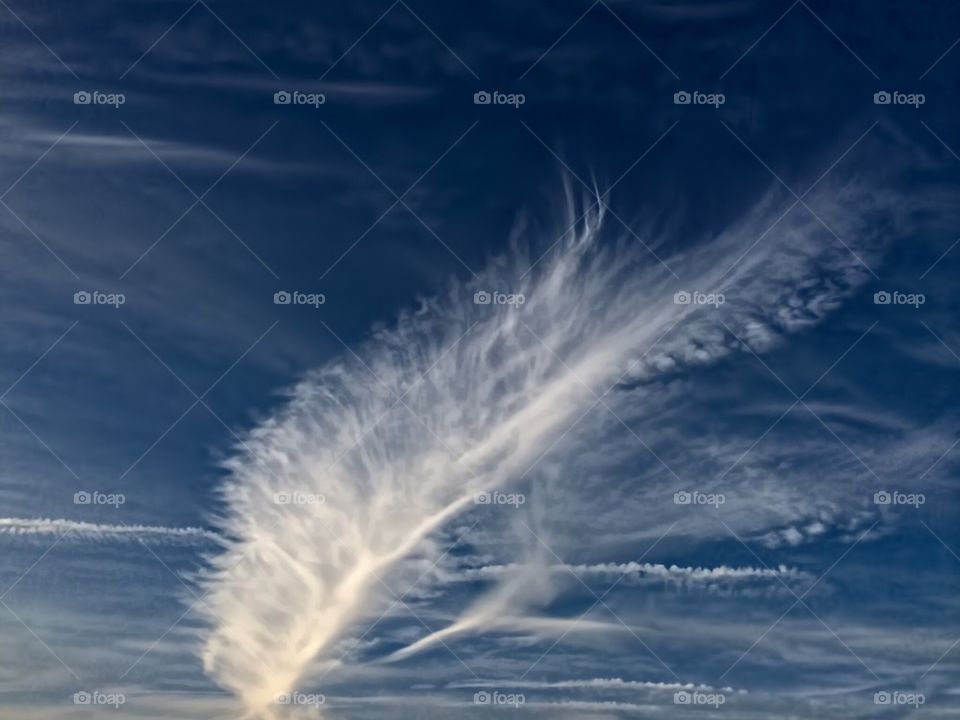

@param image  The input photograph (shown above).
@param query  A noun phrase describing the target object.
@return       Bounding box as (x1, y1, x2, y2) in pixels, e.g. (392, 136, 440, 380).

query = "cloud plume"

(196, 171, 903, 717)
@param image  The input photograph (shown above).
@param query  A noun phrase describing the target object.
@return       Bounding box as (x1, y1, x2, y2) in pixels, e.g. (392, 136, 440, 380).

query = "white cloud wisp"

(196, 173, 902, 717)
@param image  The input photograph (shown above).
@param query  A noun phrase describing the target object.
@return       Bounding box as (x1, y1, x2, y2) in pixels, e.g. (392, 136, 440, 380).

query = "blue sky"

(1, 1, 959, 718)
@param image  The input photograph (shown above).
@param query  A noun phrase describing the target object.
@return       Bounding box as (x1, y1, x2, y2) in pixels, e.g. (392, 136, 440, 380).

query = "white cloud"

(194, 170, 912, 715)
(450, 677, 744, 692)
(0, 517, 218, 544)
(461, 561, 810, 585)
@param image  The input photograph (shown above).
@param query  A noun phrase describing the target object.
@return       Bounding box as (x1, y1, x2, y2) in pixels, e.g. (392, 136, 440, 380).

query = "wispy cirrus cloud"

(191, 151, 921, 716)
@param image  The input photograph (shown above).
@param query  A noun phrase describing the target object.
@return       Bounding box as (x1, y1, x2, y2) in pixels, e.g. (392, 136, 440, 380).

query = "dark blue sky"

(1, 1, 958, 718)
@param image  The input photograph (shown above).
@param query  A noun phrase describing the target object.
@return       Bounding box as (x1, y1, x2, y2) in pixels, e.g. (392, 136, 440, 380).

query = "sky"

(1, 0, 959, 718)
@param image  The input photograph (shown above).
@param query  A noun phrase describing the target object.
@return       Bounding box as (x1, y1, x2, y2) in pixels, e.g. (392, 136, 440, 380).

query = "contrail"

(0, 517, 218, 544)
(453, 561, 813, 585)
(449, 677, 743, 692)
(196, 174, 898, 717)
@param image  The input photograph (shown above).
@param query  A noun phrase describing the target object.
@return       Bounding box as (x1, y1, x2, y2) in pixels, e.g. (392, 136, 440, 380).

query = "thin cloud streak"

(0, 517, 219, 544)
